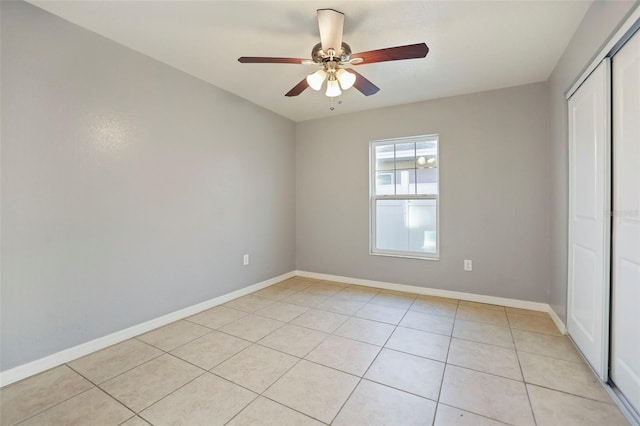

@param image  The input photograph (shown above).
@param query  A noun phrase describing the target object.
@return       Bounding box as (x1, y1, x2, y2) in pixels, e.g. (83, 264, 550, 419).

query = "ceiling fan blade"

(348, 69, 380, 96)
(317, 9, 344, 54)
(351, 43, 429, 65)
(285, 78, 309, 97)
(238, 57, 309, 64)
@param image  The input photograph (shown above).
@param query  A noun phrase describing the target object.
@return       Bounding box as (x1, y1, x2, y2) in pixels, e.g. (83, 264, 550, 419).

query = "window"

(370, 135, 439, 259)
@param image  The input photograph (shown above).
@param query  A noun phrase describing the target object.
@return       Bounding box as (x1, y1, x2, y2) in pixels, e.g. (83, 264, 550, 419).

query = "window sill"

(370, 251, 440, 261)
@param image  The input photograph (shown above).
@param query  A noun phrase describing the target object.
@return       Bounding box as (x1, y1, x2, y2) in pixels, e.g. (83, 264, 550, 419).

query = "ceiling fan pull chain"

(329, 97, 335, 111)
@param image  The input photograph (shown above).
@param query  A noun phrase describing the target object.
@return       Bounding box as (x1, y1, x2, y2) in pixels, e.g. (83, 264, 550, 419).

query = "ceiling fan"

(238, 9, 429, 99)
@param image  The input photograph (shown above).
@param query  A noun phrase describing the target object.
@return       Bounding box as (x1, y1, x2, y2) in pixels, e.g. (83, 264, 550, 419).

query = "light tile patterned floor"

(0, 277, 630, 425)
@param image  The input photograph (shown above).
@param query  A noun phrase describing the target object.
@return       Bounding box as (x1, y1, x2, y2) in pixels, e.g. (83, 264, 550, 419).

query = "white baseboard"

(2, 269, 560, 388)
(296, 270, 550, 313)
(0, 271, 295, 388)
(548, 306, 568, 335)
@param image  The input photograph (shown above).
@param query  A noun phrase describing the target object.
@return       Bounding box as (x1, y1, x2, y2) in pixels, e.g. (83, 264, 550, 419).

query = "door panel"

(567, 59, 610, 380)
(611, 28, 640, 414)
(571, 244, 596, 335)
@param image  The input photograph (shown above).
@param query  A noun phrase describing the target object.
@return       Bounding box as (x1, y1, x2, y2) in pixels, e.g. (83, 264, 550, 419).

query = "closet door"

(567, 59, 610, 380)
(611, 28, 640, 413)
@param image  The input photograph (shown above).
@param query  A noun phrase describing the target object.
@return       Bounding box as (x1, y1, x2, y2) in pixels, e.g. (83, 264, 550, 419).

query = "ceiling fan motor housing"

(312, 42, 352, 64)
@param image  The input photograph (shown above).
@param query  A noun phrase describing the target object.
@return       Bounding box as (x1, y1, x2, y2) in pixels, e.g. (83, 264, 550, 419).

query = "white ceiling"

(28, 1, 591, 122)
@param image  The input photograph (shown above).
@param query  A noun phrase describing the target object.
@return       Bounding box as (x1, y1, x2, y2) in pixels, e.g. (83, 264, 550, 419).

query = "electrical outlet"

(243, 254, 249, 266)
(464, 259, 472, 271)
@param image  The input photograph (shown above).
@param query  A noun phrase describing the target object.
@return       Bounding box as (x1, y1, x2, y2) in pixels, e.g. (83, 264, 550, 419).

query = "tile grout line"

(245, 394, 329, 425)
(216, 313, 290, 344)
(139, 330, 216, 355)
(69, 349, 165, 393)
(436, 402, 515, 426)
(356, 377, 441, 404)
(432, 299, 460, 425)
(246, 333, 334, 424)
(327, 299, 399, 424)
(204, 376, 262, 426)
(433, 306, 540, 426)
(7, 280, 585, 426)
(252, 304, 312, 323)
(514, 347, 592, 365)
(182, 306, 250, 328)
(522, 380, 625, 406)
(507, 311, 538, 426)
(441, 360, 526, 383)
(247, 291, 354, 426)
(59, 338, 166, 390)
(101, 353, 208, 418)
(175, 287, 607, 422)
(70, 331, 212, 421)
(116, 414, 140, 426)
(227, 357, 326, 424)
(12, 385, 98, 426)
(327, 297, 418, 425)
(250, 289, 347, 402)
(133, 367, 209, 421)
(507, 312, 618, 410)
(210, 302, 466, 346)
(63, 363, 141, 420)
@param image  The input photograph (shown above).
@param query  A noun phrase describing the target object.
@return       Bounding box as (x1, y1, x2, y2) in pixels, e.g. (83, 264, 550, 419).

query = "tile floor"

(0, 277, 630, 426)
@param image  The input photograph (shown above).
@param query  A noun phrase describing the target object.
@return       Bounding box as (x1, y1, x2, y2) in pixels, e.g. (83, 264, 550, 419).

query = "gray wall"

(0, 1, 295, 371)
(548, 1, 638, 322)
(296, 82, 551, 303)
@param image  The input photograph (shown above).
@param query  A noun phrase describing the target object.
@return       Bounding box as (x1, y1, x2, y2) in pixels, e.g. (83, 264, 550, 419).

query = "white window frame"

(369, 134, 440, 260)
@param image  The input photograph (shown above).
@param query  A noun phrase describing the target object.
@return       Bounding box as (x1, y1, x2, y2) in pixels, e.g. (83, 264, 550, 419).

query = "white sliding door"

(567, 59, 610, 380)
(611, 28, 640, 413)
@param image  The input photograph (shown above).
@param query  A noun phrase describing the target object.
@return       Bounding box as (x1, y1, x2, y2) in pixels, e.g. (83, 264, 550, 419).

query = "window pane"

(395, 143, 416, 170)
(416, 168, 438, 195)
(416, 140, 437, 169)
(407, 199, 437, 253)
(395, 169, 415, 195)
(375, 172, 395, 195)
(375, 199, 408, 252)
(375, 145, 395, 171)
(375, 199, 437, 254)
(416, 154, 437, 168)
(416, 140, 437, 156)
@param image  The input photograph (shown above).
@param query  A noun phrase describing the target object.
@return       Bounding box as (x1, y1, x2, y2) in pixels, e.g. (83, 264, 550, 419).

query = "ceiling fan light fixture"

(326, 77, 341, 97)
(336, 69, 356, 90)
(306, 69, 327, 91)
